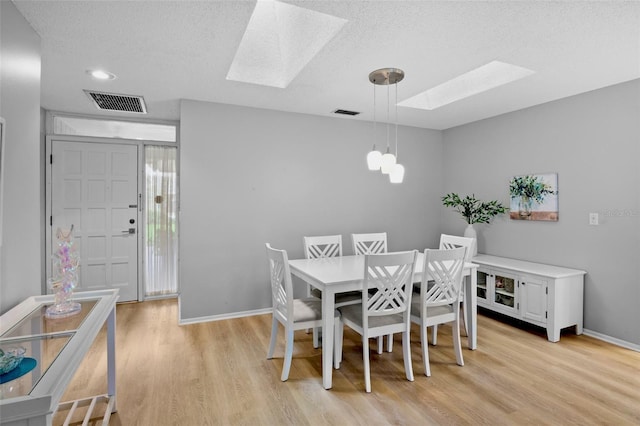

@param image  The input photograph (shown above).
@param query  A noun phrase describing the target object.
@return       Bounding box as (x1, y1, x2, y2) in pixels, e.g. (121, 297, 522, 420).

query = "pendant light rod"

(386, 83, 390, 151)
(371, 77, 377, 151)
(395, 82, 399, 159)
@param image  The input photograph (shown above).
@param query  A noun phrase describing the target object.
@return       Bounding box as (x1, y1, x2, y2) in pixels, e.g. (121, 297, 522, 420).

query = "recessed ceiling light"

(398, 61, 535, 110)
(87, 69, 116, 80)
(226, 0, 347, 88)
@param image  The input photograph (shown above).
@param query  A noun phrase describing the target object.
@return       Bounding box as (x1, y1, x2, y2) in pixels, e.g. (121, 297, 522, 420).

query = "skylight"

(398, 61, 535, 110)
(226, 0, 347, 88)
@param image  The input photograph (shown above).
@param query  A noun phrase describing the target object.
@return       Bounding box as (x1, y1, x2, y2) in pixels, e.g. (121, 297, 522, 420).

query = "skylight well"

(399, 61, 536, 110)
(226, 0, 347, 88)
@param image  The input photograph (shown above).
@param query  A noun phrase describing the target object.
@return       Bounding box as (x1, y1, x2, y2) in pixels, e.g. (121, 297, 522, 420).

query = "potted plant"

(441, 193, 507, 256)
(509, 175, 556, 218)
(442, 193, 507, 225)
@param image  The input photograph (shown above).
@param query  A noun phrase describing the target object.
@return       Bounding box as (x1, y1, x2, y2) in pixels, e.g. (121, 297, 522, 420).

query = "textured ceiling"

(13, 0, 640, 130)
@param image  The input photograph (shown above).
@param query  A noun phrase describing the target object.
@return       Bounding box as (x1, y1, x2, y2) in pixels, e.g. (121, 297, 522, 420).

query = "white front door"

(50, 140, 139, 302)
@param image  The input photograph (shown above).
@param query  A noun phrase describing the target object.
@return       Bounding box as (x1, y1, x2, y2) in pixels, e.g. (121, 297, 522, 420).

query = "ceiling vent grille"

(333, 109, 360, 116)
(84, 90, 147, 114)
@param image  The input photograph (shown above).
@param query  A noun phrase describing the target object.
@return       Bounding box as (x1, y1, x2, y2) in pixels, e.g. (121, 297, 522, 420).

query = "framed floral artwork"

(509, 173, 558, 221)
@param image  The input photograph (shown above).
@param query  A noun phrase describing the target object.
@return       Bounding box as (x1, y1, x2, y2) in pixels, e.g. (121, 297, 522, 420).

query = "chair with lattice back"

(303, 235, 360, 348)
(351, 232, 388, 255)
(429, 234, 475, 344)
(335, 250, 418, 392)
(351, 232, 394, 353)
(265, 243, 339, 381)
(303, 234, 343, 303)
(411, 246, 466, 376)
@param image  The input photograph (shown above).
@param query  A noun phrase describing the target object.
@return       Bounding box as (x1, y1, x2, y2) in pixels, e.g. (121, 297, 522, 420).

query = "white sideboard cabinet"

(472, 254, 586, 342)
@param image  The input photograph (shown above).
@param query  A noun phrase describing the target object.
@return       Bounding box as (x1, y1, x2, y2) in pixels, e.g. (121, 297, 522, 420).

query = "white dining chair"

(351, 232, 392, 353)
(430, 234, 475, 344)
(265, 243, 339, 381)
(351, 232, 387, 255)
(411, 247, 466, 376)
(303, 235, 360, 348)
(335, 250, 418, 392)
(303, 234, 343, 301)
(439, 234, 475, 261)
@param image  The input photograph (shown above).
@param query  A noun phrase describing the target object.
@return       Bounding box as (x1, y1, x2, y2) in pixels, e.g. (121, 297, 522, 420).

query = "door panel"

(520, 276, 547, 324)
(51, 140, 139, 302)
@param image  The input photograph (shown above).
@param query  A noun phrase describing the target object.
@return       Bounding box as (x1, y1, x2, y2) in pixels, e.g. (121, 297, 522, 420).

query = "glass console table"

(0, 289, 118, 425)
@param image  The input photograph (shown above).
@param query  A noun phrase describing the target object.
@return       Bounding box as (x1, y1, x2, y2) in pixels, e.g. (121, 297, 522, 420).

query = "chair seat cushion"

(410, 300, 454, 318)
(339, 304, 404, 328)
(293, 298, 323, 323)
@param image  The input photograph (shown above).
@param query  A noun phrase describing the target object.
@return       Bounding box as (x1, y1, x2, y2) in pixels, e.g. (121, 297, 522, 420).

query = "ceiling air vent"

(84, 90, 147, 114)
(333, 109, 360, 116)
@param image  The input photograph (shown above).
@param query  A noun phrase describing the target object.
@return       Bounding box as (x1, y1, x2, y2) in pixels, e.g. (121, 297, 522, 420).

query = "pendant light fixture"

(367, 68, 405, 183)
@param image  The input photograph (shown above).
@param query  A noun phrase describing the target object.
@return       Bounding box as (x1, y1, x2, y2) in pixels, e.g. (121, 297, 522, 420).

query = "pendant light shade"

(389, 163, 405, 183)
(367, 147, 382, 170)
(367, 67, 405, 182)
(380, 148, 396, 174)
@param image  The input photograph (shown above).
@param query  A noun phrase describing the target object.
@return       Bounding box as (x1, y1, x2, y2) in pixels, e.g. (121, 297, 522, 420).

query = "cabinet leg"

(546, 327, 560, 342)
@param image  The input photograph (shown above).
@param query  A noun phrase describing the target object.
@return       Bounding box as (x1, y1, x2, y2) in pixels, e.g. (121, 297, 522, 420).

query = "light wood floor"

(56, 299, 640, 425)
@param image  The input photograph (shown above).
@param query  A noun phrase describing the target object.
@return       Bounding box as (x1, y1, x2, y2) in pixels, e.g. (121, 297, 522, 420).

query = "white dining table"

(288, 251, 479, 390)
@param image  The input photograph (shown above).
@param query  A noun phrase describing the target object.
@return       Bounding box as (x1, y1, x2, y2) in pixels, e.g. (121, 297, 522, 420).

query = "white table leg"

(107, 307, 117, 411)
(322, 290, 335, 390)
(465, 270, 478, 350)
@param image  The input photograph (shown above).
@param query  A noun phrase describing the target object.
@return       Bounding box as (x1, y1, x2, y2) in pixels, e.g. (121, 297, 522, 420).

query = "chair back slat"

(422, 247, 466, 307)
(304, 235, 342, 259)
(364, 251, 417, 321)
(266, 244, 293, 323)
(352, 232, 387, 255)
(439, 234, 475, 261)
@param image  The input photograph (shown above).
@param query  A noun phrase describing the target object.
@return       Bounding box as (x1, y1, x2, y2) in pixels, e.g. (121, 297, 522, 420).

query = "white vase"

(463, 223, 478, 258)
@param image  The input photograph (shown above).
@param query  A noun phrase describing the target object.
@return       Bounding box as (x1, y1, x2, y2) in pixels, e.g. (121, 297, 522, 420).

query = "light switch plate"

(589, 212, 599, 225)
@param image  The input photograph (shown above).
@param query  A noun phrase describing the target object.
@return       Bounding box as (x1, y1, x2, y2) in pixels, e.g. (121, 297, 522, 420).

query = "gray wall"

(441, 79, 640, 345)
(3, 1, 636, 346)
(179, 100, 443, 320)
(0, 1, 42, 313)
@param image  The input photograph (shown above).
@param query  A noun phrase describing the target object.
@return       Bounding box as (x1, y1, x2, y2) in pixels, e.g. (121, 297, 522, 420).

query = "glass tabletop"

(0, 300, 98, 398)
(0, 334, 72, 399)
(0, 300, 98, 340)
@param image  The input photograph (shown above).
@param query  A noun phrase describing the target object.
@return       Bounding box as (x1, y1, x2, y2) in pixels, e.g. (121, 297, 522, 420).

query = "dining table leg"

(322, 290, 335, 389)
(465, 270, 478, 350)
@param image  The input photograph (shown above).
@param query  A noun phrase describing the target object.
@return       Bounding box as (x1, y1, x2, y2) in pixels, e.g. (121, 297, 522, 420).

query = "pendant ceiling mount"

(369, 68, 405, 85)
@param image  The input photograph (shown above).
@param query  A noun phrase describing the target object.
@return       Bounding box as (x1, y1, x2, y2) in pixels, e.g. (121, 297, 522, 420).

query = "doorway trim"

(45, 111, 180, 301)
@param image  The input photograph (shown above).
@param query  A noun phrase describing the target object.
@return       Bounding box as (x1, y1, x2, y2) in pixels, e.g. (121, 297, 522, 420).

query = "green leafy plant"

(442, 193, 507, 224)
(509, 175, 556, 203)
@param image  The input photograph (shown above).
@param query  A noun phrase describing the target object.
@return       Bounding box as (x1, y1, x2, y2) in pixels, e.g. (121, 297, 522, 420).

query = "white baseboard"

(176, 303, 640, 352)
(179, 306, 271, 325)
(583, 328, 640, 352)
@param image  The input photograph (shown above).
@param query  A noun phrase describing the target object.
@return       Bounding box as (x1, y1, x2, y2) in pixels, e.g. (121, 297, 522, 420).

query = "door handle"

(121, 228, 136, 234)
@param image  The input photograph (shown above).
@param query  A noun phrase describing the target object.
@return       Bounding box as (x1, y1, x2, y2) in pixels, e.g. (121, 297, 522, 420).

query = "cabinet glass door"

(477, 270, 489, 303)
(494, 273, 517, 311)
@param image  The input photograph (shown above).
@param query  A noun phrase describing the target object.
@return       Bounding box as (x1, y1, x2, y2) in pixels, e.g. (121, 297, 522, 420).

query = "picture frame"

(509, 173, 558, 221)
